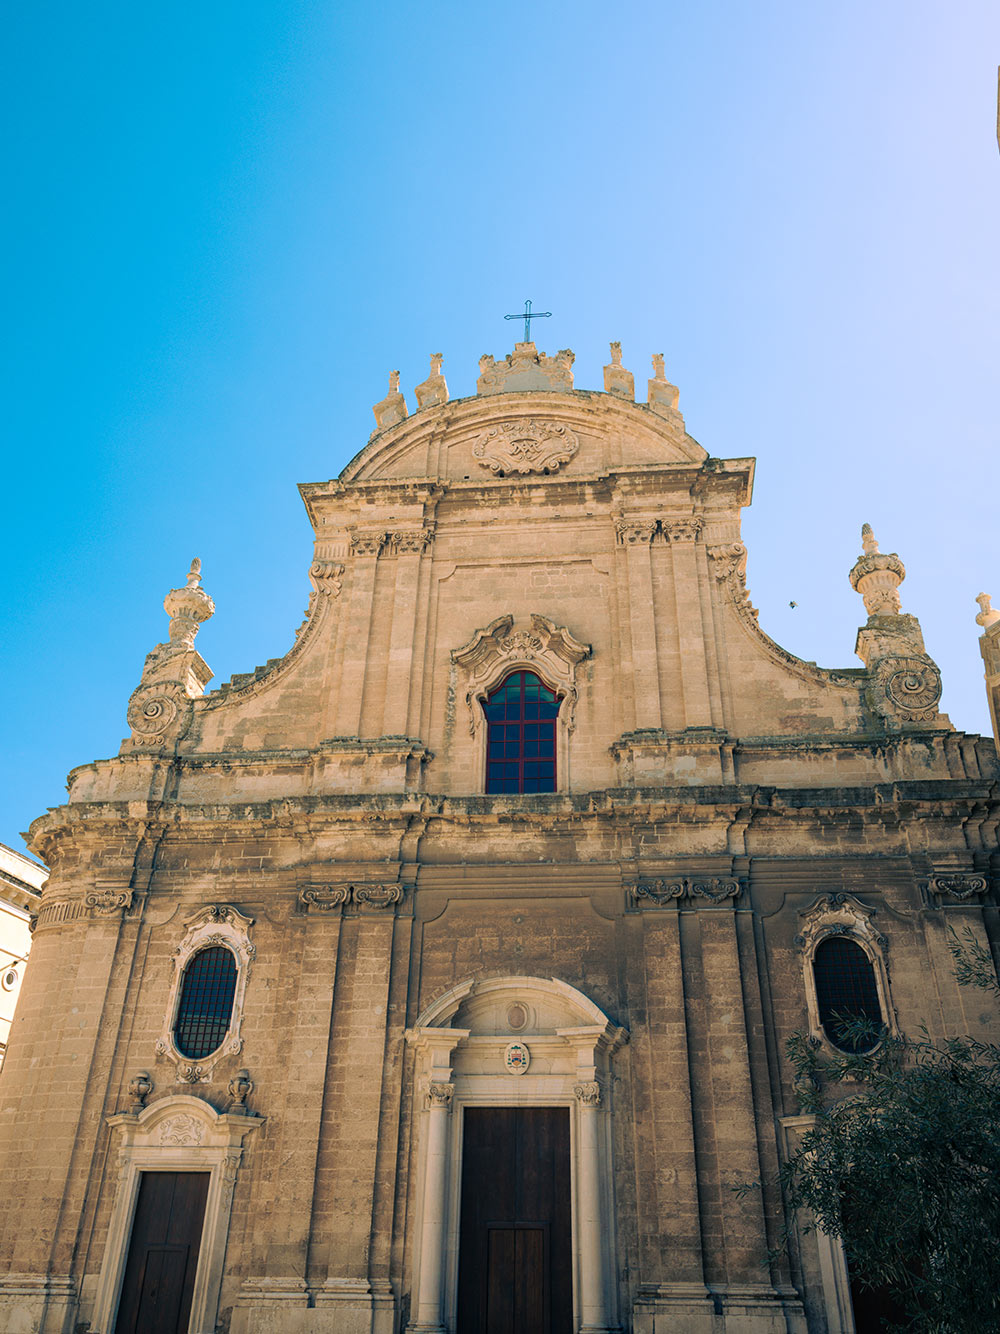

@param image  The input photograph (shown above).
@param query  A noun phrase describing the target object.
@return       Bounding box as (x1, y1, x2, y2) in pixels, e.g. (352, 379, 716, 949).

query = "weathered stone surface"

(1, 347, 996, 1333)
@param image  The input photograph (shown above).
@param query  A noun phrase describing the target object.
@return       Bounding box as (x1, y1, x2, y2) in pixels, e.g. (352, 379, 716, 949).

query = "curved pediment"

(340, 390, 708, 485)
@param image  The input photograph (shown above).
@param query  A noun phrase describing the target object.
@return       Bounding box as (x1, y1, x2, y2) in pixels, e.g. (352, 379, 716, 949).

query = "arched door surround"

(404, 975, 628, 1334)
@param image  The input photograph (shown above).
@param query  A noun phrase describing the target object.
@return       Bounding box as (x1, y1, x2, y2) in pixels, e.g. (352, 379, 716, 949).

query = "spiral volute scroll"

(125, 683, 191, 749)
(868, 655, 942, 724)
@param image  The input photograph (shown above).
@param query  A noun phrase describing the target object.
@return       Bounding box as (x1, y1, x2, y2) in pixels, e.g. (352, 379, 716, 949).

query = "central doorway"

(456, 1106, 572, 1334)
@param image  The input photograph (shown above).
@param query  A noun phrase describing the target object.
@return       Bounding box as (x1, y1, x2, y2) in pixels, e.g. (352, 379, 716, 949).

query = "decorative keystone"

(849, 524, 906, 617)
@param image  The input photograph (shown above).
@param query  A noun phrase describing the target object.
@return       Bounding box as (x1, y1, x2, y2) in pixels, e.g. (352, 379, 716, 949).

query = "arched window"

(812, 936, 883, 1053)
(483, 671, 561, 793)
(174, 946, 238, 1060)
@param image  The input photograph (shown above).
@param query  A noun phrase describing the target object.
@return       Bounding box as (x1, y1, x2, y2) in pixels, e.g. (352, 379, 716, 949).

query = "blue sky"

(3, 2, 998, 857)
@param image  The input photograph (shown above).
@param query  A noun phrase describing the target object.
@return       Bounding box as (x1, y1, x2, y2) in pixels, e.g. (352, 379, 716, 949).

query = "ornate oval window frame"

(155, 905, 255, 1083)
(451, 613, 590, 793)
(795, 893, 897, 1054)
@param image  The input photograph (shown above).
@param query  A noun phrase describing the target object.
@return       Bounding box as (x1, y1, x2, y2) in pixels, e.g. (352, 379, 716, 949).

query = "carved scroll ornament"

(472, 420, 579, 477)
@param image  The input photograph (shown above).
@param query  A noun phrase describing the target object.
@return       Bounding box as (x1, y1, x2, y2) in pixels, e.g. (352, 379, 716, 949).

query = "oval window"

(174, 945, 238, 1059)
(813, 936, 883, 1052)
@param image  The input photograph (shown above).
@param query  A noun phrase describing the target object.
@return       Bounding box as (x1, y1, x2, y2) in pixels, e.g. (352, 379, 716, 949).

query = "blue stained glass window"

(174, 946, 238, 1059)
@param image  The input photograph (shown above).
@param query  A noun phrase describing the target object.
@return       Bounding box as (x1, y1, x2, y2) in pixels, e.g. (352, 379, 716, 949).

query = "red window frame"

(483, 671, 561, 794)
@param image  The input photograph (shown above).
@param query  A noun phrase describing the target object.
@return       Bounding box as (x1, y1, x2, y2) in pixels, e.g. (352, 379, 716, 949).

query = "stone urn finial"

(128, 1071, 153, 1114)
(849, 524, 905, 617)
(164, 558, 215, 648)
(228, 1068, 254, 1115)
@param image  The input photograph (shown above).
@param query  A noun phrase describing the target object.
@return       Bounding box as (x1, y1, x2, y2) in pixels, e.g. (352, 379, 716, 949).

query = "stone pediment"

(331, 392, 708, 488)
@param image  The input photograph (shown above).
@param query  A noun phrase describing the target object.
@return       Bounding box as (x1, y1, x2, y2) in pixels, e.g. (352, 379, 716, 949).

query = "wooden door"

(114, 1171, 210, 1334)
(457, 1106, 572, 1334)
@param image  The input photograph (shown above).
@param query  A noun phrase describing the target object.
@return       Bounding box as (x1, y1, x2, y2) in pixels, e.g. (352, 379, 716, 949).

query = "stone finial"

(372, 370, 409, 432)
(477, 343, 575, 395)
(164, 559, 215, 648)
(227, 1068, 254, 1115)
(647, 353, 682, 420)
(849, 524, 906, 617)
(975, 592, 1000, 628)
(414, 352, 449, 409)
(603, 341, 635, 400)
(128, 1071, 153, 1114)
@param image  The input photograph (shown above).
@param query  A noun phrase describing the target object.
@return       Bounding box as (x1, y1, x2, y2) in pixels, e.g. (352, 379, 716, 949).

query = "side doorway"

(457, 1106, 572, 1334)
(114, 1171, 209, 1334)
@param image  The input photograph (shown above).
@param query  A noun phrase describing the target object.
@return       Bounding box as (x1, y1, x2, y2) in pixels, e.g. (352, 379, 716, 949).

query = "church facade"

(1, 342, 997, 1334)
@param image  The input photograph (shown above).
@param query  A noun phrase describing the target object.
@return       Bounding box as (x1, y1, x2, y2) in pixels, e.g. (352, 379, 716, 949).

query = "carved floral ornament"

(472, 419, 579, 476)
(451, 613, 591, 736)
(155, 905, 255, 1084)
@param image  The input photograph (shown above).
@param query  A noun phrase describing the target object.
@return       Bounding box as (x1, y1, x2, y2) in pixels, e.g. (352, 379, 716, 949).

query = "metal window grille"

(174, 945, 238, 1059)
(483, 671, 560, 794)
(813, 936, 883, 1052)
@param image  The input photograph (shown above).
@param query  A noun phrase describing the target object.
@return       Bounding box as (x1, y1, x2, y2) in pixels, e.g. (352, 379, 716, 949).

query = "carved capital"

(86, 887, 135, 917)
(615, 518, 657, 546)
(926, 873, 989, 902)
(388, 528, 434, 555)
(353, 882, 403, 910)
(629, 876, 742, 907)
(298, 884, 351, 912)
(574, 1080, 601, 1107)
(349, 530, 386, 558)
(428, 1081, 454, 1108)
(661, 517, 704, 544)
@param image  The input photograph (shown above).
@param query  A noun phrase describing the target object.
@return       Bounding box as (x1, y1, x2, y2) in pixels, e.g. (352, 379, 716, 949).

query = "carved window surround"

(155, 905, 255, 1084)
(92, 1094, 263, 1334)
(795, 893, 897, 1052)
(451, 614, 591, 794)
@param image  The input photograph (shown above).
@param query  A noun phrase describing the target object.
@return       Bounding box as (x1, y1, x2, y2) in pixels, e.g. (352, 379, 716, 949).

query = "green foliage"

(776, 928, 1000, 1333)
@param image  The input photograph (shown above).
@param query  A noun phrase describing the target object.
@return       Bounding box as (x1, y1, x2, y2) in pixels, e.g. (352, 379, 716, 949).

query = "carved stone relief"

(298, 882, 403, 912)
(472, 420, 579, 477)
